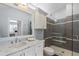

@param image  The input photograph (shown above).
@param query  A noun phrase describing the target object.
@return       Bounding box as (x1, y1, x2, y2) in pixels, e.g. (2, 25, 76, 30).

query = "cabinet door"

(35, 43, 44, 56)
(27, 46, 36, 56)
(34, 11, 46, 29)
(34, 11, 41, 29)
(41, 14, 47, 29)
(25, 48, 29, 56)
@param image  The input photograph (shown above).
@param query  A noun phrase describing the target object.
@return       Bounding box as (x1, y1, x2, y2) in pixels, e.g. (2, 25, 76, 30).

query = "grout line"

(45, 36, 79, 41)
(47, 19, 79, 25)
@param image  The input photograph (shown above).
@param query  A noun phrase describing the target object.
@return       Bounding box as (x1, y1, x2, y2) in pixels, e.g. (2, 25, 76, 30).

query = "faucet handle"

(11, 41, 13, 44)
(15, 39, 18, 43)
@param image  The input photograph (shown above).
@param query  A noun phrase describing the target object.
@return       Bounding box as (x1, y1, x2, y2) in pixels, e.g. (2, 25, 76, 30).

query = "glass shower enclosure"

(44, 3, 79, 56)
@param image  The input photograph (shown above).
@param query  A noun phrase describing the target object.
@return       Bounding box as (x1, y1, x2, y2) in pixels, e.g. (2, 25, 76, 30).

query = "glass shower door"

(73, 3, 79, 56)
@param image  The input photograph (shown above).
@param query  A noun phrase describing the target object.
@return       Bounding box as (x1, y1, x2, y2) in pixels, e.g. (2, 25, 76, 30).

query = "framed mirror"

(0, 3, 32, 38)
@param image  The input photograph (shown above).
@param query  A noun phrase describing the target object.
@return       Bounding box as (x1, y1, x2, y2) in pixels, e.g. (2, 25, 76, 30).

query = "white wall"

(52, 3, 79, 21)
(54, 8, 66, 20)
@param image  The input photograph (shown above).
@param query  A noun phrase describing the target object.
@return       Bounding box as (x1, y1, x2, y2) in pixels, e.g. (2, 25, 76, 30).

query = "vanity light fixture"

(14, 3, 28, 12)
(18, 3, 28, 10)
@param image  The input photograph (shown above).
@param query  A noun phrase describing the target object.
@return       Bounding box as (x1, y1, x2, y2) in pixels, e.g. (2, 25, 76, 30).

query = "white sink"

(13, 42, 27, 48)
(0, 40, 34, 53)
(9, 42, 27, 49)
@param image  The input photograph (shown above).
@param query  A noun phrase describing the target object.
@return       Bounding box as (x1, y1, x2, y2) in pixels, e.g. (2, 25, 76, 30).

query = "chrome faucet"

(15, 38, 18, 43)
(11, 41, 13, 44)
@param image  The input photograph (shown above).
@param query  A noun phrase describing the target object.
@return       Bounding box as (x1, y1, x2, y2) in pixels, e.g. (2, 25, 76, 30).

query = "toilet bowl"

(43, 47, 55, 56)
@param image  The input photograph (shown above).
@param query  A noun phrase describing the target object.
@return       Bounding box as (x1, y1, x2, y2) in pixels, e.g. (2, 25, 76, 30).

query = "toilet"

(43, 47, 55, 56)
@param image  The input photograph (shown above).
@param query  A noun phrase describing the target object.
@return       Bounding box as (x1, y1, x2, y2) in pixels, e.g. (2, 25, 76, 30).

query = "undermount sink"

(0, 41, 27, 53)
(9, 41, 27, 48)
(14, 42, 27, 48)
(0, 40, 34, 53)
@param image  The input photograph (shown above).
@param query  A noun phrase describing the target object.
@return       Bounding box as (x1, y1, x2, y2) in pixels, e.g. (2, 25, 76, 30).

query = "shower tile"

(73, 14, 79, 20)
(73, 22, 78, 35)
(64, 39, 73, 51)
(56, 18, 65, 23)
(77, 21, 79, 35)
(73, 41, 79, 52)
(64, 23, 73, 38)
(65, 16, 72, 22)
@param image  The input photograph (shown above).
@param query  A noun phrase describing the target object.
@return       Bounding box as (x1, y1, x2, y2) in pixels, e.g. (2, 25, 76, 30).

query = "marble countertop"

(0, 40, 44, 56)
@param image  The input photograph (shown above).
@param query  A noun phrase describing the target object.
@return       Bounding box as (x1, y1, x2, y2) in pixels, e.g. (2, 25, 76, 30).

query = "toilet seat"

(44, 47, 55, 56)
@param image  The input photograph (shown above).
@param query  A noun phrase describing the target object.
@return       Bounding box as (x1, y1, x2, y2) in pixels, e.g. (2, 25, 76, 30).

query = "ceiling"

(32, 3, 67, 14)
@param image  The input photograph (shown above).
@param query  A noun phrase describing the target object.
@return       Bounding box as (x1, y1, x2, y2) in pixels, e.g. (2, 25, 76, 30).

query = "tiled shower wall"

(44, 14, 79, 53)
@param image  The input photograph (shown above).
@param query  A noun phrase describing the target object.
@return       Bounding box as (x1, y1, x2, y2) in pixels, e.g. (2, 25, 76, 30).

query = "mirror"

(9, 19, 22, 37)
(0, 4, 32, 38)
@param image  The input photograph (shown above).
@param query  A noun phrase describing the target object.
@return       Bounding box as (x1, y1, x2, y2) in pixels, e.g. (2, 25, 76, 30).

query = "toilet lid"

(44, 47, 54, 53)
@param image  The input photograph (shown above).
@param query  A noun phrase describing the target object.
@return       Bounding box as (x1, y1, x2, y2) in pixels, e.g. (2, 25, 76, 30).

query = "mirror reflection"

(0, 4, 32, 38)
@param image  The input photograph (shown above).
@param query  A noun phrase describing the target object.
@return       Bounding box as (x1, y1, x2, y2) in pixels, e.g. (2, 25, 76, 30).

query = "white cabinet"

(7, 41, 44, 56)
(27, 46, 36, 56)
(27, 43, 44, 56)
(34, 9, 47, 29)
(35, 43, 44, 56)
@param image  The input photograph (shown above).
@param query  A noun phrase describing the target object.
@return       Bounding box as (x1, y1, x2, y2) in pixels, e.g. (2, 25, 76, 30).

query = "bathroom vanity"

(0, 37, 44, 56)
